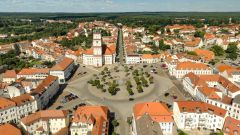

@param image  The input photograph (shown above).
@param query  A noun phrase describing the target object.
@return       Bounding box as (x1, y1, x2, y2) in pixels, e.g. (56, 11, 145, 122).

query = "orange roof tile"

(141, 54, 160, 59)
(176, 101, 227, 117)
(217, 64, 235, 72)
(133, 102, 173, 123)
(18, 68, 49, 75)
(3, 70, 17, 78)
(185, 72, 240, 93)
(72, 106, 109, 135)
(223, 117, 240, 135)
(0, 97, 16, 110)
(198, 87, 221, 100)
(194, 49, 215, 61)
(204, 33, 216, 40)
(21, 110, 68, 126)
(31, 75, 58, 95)
(12, 94, 34, 106)
(0, 124, 22, 135)
(84, 48, 94, 55)
(51, 57, 74, 71)
(176, 62, 210, 70)
(185, 38, 201, 47)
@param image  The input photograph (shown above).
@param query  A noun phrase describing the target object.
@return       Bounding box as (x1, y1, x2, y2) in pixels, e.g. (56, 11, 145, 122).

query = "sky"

(0, 0, 240, 13)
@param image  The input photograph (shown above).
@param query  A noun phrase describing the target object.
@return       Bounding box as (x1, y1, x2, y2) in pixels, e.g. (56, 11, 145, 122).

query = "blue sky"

(0, 0, 239, 12)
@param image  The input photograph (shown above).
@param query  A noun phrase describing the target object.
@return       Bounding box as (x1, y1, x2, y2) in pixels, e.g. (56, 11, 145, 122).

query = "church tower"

(93, 31, 102, 55)
(93, 30, 103, 67)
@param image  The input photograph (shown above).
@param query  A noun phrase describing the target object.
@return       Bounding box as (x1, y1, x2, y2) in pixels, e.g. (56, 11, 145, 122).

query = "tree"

(159, 39, 170, 51)
(137, 85, 143, 93)
(187, 51, 198, 56)
(226, 43, 238, 60)
(174, 29, 180, 34)
(111, 120, 119, 127)
(177, 129, 188, 135)
(194, 31, 205, 39)
(210, 45, 225, 56)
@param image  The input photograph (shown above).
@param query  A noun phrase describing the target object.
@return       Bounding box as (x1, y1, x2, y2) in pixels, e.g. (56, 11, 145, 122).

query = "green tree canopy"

(210, 45, 225, 56)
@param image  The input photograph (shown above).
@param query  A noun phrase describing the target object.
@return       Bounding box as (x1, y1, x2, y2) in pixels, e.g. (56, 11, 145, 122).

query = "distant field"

(0, 12, 240, 19)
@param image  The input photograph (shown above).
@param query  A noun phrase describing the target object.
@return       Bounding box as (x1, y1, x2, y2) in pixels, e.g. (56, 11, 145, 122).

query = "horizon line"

(0, 11, 240, 14)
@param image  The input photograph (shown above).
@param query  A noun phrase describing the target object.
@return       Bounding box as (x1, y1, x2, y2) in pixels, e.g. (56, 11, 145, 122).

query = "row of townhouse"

(125, 54, 162, 64)
(2, 57, 75, 85)
(18, 105, 109, 135)
(173, 101, 227, 131)
(20, 110, 69, 135)
(24, 39, 66, 62)
(168, 61, 213, 79)
(2, 101, 239, 135)
(173, 101, 240, 135)
(130, 101, 239, 135)
(0, 75, 60, 124)
(182, 72, 240, 120)
(217, 64, 240, 83)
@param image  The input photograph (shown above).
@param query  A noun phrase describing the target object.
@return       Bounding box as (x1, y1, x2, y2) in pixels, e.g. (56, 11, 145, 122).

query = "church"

(82, 31, 116, 67)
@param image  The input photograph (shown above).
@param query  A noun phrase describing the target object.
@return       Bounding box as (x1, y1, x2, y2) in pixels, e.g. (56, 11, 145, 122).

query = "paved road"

(117, 29, 125, 64)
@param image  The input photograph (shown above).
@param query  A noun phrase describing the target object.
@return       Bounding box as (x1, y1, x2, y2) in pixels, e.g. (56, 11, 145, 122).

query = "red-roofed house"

(223, 117, 240, 135)
(141, 54, 161, 64)
(171, 61, 212, 79)
(3, 70, 17, 84)
(184, 38, 204, 51)
(70, 106, 109, 135)
(194, 49, 215, 62)
(173, 101, 227, 131)
(0, 97, 17, 124)
(132, 102, 174, 135)
(20, 110, 69, 135)
(12, 93, 38, 121)
(0, 124, 22, 135)
(31, 75, 59, 109)
(50, 57, 74, 84)
(17, 68, 49, 80)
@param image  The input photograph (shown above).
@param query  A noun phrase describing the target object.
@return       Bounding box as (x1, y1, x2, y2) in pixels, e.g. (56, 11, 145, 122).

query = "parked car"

(56, 105, 63, 110)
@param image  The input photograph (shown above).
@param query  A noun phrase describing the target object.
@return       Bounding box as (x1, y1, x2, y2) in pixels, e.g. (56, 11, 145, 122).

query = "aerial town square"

(0, 0, 240, 135)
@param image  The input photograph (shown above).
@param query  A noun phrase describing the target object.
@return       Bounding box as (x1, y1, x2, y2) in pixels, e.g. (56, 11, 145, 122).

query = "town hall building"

(83, 31, 116, 67)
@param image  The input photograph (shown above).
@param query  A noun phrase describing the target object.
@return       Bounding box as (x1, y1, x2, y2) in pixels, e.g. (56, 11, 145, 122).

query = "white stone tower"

(93, 31, 103, 67)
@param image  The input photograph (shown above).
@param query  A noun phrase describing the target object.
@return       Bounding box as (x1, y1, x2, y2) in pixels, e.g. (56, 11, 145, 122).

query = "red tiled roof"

(141, 54, 160, 59)
(0, 97, 16, 110)
(51, 57, 74, 71)
(204, 33, 216, 40)
(176, 62, 210, 70)
(31, 75, 58, 95)
(72, 106, 109, 135)
(133, 102, 173, 123)
(223, 117, 240, 135)
(217, 64, 235, 72)
(184, 73, 239, 93)
(185, 38, 201, 47)
(18, 68, 49, 75)
(198, 87, 221, 100)
(11, 94, 34, 106)
(21, 110, 68, 126)
(194, 49, 215, 61)
(84, 48, 94, 55)
(0, 124, 22, 135)
(3, 70, 17, 78)
(176, 101, 227, 117)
